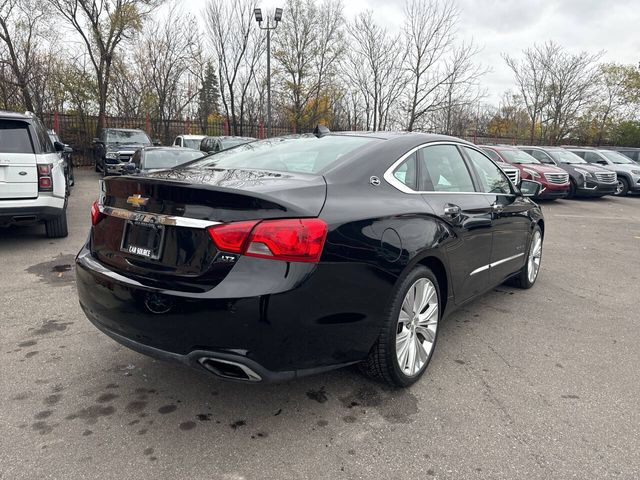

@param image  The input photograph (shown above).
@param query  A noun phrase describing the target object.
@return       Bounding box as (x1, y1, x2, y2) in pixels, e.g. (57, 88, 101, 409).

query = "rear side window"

(418, 145, 476, 192)
(33, 118, 55, 153)
(0, 120, 34, 153)
(530, 150, 554, 164)
(392, 152, 418, 190)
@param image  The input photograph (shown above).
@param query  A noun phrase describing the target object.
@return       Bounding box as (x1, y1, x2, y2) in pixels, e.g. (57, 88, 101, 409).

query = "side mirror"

(153, 139, 161, 146)
(53, 141, 65, 152)
(63, 145, 73, 154)
(519, 179, 542, 197)
(123, 162, 137, 175)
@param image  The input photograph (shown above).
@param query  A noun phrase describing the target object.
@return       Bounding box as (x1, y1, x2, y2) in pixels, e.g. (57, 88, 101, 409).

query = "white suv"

(0, 111, 68, 237)
(172, 134, 206, 150)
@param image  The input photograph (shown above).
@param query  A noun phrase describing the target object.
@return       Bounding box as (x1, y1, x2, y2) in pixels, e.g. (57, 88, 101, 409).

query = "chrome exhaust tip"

(198, 357, 262, 382)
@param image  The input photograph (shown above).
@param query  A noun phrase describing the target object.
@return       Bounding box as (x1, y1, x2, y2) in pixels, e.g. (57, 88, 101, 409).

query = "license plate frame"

(120, 220, 166, 260)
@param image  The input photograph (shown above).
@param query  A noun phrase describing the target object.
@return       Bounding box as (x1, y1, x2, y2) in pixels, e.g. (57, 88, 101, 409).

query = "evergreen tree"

(198, 62, 220, 134)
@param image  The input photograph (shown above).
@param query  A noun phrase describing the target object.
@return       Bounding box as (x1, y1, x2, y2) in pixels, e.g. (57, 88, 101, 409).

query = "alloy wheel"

(396, 278, 438, 377)
(527, 231, 542, 284)
(615, 180, 624, 195)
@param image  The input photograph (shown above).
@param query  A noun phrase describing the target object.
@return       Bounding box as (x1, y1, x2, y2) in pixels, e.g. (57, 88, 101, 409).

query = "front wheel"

(614, 177, 629, 196)
(361, 266, 440, 387)
(510, 226, 542, 289)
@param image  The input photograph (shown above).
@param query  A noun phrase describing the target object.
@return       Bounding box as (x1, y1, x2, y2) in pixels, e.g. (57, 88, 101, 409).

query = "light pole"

(254, 7, 282, 138)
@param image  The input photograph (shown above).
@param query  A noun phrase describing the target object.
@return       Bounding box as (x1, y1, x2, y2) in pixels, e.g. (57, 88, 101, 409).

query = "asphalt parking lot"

(1, 168, 639, 480)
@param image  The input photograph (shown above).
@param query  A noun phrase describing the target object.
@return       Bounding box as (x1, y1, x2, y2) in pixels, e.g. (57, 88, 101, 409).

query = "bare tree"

(542, 44, 603, 144)
(205, 0, 263, 135)
(0, 0, 53, 113)
(48, 0, 160, 133)
(135, 4, 199, 142)
(503, 42, 558, 143)
(345, 11, 407, 131)
(403, 0, 459, 131)
(274, 0, 345, 129)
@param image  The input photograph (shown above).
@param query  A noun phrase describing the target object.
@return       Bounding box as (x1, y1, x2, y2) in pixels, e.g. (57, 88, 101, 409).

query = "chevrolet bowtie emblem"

(126, 194, 149, 208)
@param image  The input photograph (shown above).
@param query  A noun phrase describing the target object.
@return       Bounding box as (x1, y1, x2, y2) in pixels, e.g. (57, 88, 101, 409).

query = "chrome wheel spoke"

(395, 277, 439, 377)
(527, 232, 542, 283)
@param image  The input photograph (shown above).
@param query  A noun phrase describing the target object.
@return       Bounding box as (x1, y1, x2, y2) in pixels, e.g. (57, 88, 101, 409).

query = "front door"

(417, 144, 494, 303)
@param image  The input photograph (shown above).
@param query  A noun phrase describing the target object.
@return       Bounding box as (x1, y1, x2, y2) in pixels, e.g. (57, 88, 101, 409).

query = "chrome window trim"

(99, 205, 221, 229)
(383, 141, 515, 196)
(470, 253, 525, 276)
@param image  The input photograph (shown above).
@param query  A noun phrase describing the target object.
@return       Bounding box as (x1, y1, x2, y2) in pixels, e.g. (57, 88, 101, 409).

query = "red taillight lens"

(91, 200, 104, 226)
(207, 220, 258, 253)
(207, 218, 328, 263)
(37, 164, 53, 192)
(38, 177, 52, 189)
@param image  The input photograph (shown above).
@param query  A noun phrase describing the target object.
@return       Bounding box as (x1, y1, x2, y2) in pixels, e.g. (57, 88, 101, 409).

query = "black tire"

(509, 225, 542, 289)
(567, 180, 576, 199)
(614, 177, 629, 196)
(45, 209, 69, 238)
(361, 265, 440, 388)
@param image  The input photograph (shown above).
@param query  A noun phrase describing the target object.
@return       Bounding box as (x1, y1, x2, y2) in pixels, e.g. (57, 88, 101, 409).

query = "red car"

(480, 146, 570, 199)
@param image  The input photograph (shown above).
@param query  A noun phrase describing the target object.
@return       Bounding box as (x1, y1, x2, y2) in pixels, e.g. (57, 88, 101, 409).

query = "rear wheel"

(361, 266, 440, 387)
(614, 177, 629, 196)
(510, 226, 542, 289)
(45, 208, 68, 238)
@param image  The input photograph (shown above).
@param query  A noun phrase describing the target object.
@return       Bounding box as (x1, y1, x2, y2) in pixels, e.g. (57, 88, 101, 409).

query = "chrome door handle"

(444, 205, 461, 217)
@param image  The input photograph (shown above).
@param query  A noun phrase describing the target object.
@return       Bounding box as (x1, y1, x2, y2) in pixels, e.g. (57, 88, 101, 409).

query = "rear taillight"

(91, 200, 104, 226)
(207, 218, 328, 263)
(37, 164, 53, 191)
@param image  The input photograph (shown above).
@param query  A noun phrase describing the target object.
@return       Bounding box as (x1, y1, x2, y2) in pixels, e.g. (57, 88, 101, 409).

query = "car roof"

(0, 110, 33, 121)
(178, 134, 206, 139)
(205, 135, 257, 140)
(104, 128, 145, 132)
(479, 144, 519, 151)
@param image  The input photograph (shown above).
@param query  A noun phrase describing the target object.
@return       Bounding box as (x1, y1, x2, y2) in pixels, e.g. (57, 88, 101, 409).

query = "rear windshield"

(144, 149, 203, 169)
(0, 120, 34, 154)
(548, 149, 586, 164)
(106, 130, 150, 144)
(189, 135, 380, 174)
(182, 138, 202, 149)
(220, 138, 254, 150)
(499, 149, 539, 164)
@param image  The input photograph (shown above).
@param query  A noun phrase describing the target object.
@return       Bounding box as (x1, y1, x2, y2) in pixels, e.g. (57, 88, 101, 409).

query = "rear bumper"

(0, 195, 65, 226)
(75, 242, 389, 381)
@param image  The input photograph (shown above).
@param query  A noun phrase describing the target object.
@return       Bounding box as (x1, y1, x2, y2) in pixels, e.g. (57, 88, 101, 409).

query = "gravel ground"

(1, 168, 639, 480)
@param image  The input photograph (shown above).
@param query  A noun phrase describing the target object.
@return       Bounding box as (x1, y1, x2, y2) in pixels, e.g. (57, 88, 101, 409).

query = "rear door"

(462, 146, 530, 284)
(417, 144, 494, 303)
(0, 119, 38, 199)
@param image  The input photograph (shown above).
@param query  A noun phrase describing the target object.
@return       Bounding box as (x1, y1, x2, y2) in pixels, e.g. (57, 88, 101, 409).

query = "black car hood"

(559, 163, 609, 174)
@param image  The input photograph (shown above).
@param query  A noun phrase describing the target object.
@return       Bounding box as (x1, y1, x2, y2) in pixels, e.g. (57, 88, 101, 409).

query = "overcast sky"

(183, 0, 640, 104)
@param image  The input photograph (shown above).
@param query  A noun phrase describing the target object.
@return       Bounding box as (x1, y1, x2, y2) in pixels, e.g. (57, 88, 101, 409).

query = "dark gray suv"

(566, 148, 640, 196)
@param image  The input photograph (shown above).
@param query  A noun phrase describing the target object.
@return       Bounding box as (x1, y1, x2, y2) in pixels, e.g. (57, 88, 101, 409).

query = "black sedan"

(77, 131, 544, 387)
(123, 147, 204, 174)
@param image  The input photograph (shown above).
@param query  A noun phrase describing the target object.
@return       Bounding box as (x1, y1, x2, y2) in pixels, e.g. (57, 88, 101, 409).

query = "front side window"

(183, 138, 201, 149)
(418, 144, 476, 192)
(584, 152, 606, 164)
(499, 149, 539, 164)
(549, 149, 586, 164)
(463, 147, 511, 194)
(529, 149, 554, 164)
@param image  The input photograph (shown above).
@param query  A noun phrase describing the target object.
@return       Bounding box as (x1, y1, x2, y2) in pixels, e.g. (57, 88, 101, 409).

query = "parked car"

(172, 134, 206, 150)
(93, 128, 153, 176)
(48, 129, 74, 190)
(608, 147, 640, 163)
(199, 135, 256, 154)
(0, 111, 68, 237)
(565, 148, 640, 196)
(123, 147, 204, 175)
(77, 131, 544, 387)
(518, 146, 617, 198)
(480, 145, 570, 199)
